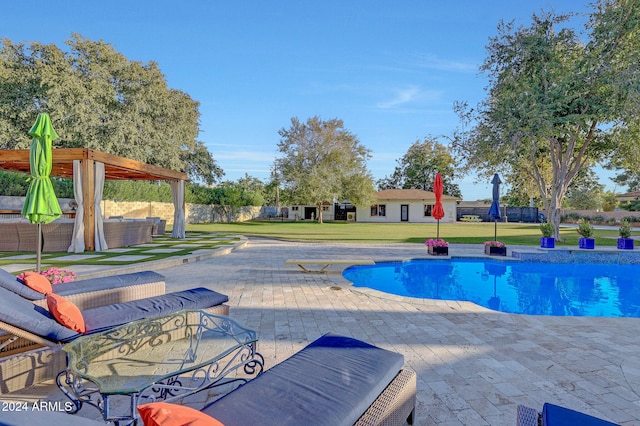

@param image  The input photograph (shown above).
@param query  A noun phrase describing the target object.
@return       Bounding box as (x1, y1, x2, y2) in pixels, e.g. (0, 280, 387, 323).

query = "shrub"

(577, 218, 594, 238)
(539, 222, 554, 237)
(619, 220, 632, 239)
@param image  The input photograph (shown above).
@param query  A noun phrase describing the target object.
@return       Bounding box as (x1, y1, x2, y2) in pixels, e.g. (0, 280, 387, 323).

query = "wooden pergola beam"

(0, 148, 186, 181)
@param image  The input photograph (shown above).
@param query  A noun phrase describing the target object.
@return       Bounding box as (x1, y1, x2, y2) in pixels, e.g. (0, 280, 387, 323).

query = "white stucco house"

(285, 189, 459, 223)
(358, 189, 459, 223)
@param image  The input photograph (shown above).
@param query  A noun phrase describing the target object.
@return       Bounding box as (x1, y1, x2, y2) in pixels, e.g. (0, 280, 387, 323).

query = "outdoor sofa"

(0, 282, 229, 394)
(0, 217, 156, 252)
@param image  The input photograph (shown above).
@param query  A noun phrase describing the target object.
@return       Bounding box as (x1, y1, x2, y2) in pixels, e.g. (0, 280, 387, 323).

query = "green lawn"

(187, 221, 631, 246)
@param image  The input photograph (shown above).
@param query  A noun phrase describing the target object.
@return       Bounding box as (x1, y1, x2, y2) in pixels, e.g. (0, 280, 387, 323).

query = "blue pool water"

(342, 258, 640, 317)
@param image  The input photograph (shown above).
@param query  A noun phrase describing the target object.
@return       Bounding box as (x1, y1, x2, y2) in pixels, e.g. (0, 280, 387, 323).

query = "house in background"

(358, 189, 459, 223)
(286, 189, 459, 223)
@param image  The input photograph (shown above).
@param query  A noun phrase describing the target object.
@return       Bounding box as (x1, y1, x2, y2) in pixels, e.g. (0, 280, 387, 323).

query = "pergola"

(0, 148, 187, 251)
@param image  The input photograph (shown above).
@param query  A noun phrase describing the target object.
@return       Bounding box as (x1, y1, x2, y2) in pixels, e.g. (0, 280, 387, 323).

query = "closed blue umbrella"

(487, 173, 502, 241)
(21, 113, 62, 272)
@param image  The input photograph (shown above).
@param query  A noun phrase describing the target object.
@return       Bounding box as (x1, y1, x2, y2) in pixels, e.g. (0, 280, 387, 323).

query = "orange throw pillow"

(46, 293, 86, 333)
(137, 402, 224, 426)
(23, 272, 53, 295)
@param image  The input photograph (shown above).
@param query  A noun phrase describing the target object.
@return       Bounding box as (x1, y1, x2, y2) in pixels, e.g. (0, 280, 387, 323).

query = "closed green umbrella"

(21, 113, 62, 272)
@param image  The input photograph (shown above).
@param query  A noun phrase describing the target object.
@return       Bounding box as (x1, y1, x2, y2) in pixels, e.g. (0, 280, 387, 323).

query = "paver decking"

(3, 239, 640, 425)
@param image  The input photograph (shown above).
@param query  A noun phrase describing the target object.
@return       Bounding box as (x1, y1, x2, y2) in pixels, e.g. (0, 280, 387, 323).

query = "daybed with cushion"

(0, 268, 167, 360)
(0, 268, 166, 311)
(139, 333, 417, 426)
(0, 285, 229, 394)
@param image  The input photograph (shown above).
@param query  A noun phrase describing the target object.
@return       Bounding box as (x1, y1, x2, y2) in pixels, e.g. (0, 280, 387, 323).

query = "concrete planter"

(484, 246, 506, 256)
(427, 246, 449, 256)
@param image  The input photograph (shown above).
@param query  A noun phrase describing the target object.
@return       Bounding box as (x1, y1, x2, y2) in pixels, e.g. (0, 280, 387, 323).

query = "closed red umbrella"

(433, 172, 445, 239)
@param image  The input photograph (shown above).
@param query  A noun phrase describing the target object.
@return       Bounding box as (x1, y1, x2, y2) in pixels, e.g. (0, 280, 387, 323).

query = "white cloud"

(376, 86, 443, 109)
(417, 54, 478, 73)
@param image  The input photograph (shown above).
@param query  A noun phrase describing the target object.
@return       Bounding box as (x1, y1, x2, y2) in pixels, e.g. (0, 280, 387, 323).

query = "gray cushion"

(0, 286, 78, 342)
(202, 333, 404, 426)
(55, 271, 165, 296)
(82, 287, 228, 334)
(0, 267, 44, 300)
(0, 286, 228, 344)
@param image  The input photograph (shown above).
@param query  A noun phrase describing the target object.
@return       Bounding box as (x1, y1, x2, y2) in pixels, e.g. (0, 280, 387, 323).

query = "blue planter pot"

(617, 238, 634, 250)
(579, 238, 595, 249)
(540, 237, 555, 248)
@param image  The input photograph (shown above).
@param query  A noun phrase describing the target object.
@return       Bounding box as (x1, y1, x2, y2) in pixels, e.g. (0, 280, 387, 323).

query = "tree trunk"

(316, 205, 323, 224)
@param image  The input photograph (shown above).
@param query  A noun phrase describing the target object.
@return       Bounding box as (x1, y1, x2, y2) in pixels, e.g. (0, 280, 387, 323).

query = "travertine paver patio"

(4, 238, 640, 425)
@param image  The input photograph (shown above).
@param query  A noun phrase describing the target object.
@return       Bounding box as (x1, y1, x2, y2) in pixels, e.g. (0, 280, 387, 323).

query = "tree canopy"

(453, 0, 640, 238)
(377, 137, 461, 197)
(0, 34, 222, 185)
(275, 116, 376, 223)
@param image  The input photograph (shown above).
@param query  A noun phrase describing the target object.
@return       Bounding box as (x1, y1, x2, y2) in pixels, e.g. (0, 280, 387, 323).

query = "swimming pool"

(342, 258, 640, 317)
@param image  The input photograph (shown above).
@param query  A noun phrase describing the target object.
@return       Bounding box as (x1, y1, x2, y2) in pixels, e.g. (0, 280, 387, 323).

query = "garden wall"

(561, 209, 640, 225)
(0, 197, 260, 225)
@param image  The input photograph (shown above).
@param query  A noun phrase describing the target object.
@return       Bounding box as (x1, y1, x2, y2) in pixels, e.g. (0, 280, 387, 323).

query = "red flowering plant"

(483, 241, 506, 248)
(425, 239, 448, 248)
(18, 267, 78, 284)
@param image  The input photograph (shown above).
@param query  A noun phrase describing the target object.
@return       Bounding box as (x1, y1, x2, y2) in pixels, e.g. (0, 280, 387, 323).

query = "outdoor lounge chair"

(0, 267, 166, 311)
(0, 285, 229, 394)
(0, 268, 168, 360)
(517, 403, 618, 426)
(190, 333, 417, 425)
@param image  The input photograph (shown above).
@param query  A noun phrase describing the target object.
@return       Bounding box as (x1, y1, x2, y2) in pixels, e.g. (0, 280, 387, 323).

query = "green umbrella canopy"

(21, 113, 62, 224)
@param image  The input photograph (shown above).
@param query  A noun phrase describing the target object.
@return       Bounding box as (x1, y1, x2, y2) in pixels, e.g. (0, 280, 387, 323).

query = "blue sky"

(3, 1, 614, 200)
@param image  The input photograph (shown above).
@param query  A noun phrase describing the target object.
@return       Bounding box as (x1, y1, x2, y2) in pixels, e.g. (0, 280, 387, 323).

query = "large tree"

(377, 137, 461, 197)
(453, 0, 640, 238)
(275, 116, 376, 223)
(0, 34, 222, 184)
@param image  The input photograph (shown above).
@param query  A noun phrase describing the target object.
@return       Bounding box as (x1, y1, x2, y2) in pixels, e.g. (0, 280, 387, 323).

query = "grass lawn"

(187, 221, 633, 247)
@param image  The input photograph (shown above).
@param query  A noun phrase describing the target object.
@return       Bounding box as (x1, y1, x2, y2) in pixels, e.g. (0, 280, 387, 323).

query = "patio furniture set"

(0, 261, 616, 425)
(0, 217, 160, 252)
(0, 266, 418, 425)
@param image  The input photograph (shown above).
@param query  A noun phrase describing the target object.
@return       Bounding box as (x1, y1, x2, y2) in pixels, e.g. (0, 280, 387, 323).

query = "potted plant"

(577, 218, 595, 249)
(484, 241, 506, 256)
(539, 222, 555, 248)
(425, 239, 449, 256)
(617, 219, 634, 250)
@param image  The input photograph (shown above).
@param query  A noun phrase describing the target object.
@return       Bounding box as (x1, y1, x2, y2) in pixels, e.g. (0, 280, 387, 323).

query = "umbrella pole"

(494, 221, 497, 241)
(436, 220, 440, 240)
(36, 223, 42, 273)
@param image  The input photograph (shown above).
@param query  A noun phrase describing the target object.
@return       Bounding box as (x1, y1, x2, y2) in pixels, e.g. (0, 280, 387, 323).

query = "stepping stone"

(98, 255, 152, 262)
(1, 254, 38, 260)
(52, 254, 105, 261)
(143, 248, 183, 254)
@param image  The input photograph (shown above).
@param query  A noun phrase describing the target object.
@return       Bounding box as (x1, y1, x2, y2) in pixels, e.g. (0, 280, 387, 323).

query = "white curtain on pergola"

(170, 179, 185, 239)
(67, 160, 84, 253)
(94, 162, 108, 251)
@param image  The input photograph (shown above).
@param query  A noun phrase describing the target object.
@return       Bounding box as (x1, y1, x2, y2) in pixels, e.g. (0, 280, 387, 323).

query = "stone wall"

(103, 201, 261, 224)
(0, 196, 260, 224)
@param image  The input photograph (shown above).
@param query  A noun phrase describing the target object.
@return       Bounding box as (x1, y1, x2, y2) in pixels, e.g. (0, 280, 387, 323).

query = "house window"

(322, 205, 330, 211)
(371, 204, 386, 216)
(292, 206, 299, 211)
(424, 204, 433, 217)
